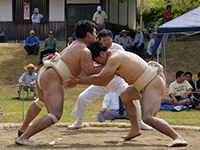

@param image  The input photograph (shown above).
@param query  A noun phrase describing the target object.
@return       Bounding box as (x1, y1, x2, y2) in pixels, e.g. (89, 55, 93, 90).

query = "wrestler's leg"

(141, 75, 187, 147)
(134, 100, 152, 130)
(18, 80, 44, 136)
(16, 69, 64, 146)
(120, 86, 142, 140)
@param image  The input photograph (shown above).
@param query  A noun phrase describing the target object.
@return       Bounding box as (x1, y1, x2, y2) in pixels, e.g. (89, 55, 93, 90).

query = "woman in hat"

(13, 64, 37, 100)
(118, 29, 132, 50)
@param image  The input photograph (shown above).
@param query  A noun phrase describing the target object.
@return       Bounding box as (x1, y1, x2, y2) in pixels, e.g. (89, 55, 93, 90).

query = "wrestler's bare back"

(90, 50, 149, 86)
(111, 50, 148, 84)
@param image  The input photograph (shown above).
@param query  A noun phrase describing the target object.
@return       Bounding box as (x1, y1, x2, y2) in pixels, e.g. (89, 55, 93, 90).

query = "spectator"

(38, 31, 58, 65)
(31, 8, 43, 38)
(71, 32, 76, 40)
(24, 30, 40, 56)
(118, 29, 132, 50)
(163, 5, 176, 42)
(13, 64, 37, 100)
(147, 32, 161, 56)
(163, 71, 192, 107)
(0, 27, 5, 42)
(196, 72, 200, 96)
(66, 37, 73, 47)
(127, 27, 144, 58)
(113, 34, 121, 43)
(92, 5, 107, 33)
(97, 92, 153, 130)
(185, 72, 197, 92)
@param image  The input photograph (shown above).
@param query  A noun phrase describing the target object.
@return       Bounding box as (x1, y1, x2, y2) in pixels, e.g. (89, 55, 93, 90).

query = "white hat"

(34, 8, 39, 13)
(97, 6, 102, 12)
(30, 30, 35, 34)
(49, 31, 53, 34)
(24, 63, 38, 70)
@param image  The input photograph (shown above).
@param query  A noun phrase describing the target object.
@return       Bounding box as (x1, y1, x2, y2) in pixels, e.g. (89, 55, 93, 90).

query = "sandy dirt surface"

(0, 124, 200, 150)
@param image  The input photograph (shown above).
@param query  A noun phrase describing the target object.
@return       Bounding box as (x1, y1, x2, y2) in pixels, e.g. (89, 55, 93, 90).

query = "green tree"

(137, 0, 200, 31)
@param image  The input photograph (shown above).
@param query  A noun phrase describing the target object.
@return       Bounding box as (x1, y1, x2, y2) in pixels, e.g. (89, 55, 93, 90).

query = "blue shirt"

(133, 32, 144, 46)
(147, 38, 161, 49)
(25, 36, 40, 46)
(0, 31, 4, 36)
(72, 33, 76, 40)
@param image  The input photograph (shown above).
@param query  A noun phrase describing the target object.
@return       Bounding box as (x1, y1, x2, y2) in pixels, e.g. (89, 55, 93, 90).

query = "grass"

(0, 36, 200, 126)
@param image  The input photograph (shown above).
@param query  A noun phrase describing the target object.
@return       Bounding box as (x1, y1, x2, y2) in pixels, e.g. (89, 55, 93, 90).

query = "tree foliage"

(137, 0, 200, 31)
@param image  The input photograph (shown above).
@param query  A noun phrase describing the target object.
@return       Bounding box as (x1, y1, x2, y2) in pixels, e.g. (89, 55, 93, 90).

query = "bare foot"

(166, 139, 187, 147)
(15, 137, 37, 146)
(121, 130, 141, 140)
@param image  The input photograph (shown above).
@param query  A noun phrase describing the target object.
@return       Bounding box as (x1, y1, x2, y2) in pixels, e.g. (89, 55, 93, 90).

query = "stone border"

(0, 122, 200, 131)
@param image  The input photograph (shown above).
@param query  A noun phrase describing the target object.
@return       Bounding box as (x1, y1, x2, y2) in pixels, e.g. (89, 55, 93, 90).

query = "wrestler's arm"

(81, 48, 104, 76)
(76, 56, 119, 86)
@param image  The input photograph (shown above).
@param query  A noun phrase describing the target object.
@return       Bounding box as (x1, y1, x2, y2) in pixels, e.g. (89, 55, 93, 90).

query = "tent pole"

(140, 0, 143, 30)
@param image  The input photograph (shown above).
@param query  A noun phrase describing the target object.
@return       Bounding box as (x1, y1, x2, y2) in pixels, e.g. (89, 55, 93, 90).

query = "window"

(13, 0, 49, 22)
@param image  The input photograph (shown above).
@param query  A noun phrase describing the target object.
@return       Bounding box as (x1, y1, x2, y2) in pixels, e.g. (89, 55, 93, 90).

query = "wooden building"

(0, 0, 136, 41)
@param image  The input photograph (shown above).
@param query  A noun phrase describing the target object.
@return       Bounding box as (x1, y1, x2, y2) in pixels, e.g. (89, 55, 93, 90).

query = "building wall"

(67, 0, 100, 4)
(109, 0, 118, 24)
(128, 0, 136, 29)
(0, 0, 12, 21)
(119, 1, 127, 26)
(106, 0, 136, 29)
(49, 0, 65, 21)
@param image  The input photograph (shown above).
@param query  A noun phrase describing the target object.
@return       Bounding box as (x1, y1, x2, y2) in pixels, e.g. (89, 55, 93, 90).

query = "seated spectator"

(147, 32, 161, 56)
(24, 30, 40, 56)
(185, 72, 197, 92)
(71, 32, 76, 40)
(0, 27, 5, 42)
(163, 71, 192, 107)
(126, 27, 144, 58)
(113, 34, 121, 43)
(97, 92, 152, 130)
(196, 72, 200, 97)
(66, 37, 73, 47)
(118, 29, 132, 50)
(13, 64, 37, 100)
(38, 31, 59, 65)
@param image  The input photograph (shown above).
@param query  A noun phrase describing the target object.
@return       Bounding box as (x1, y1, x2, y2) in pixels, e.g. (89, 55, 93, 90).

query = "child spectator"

(147, 32, 161, 56)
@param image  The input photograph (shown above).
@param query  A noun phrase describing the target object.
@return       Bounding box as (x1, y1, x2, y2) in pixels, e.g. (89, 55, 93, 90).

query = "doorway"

(66, 5, 97, 38)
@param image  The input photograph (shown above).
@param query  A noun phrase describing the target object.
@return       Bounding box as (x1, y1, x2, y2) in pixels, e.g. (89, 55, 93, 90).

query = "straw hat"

(24, 63, 38, 70)
(119, 29, 129, 34)
(150, 32, 157, 38)
(134, 27, 141, 33)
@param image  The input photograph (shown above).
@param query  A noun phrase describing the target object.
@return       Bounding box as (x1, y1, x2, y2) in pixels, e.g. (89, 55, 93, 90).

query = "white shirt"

(92, 10, 107, 25)
(31, 13, 43, 23)
(102, 92, 120, 110)
(19, 72, 37, 85)
(110, 42, 124, 51)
